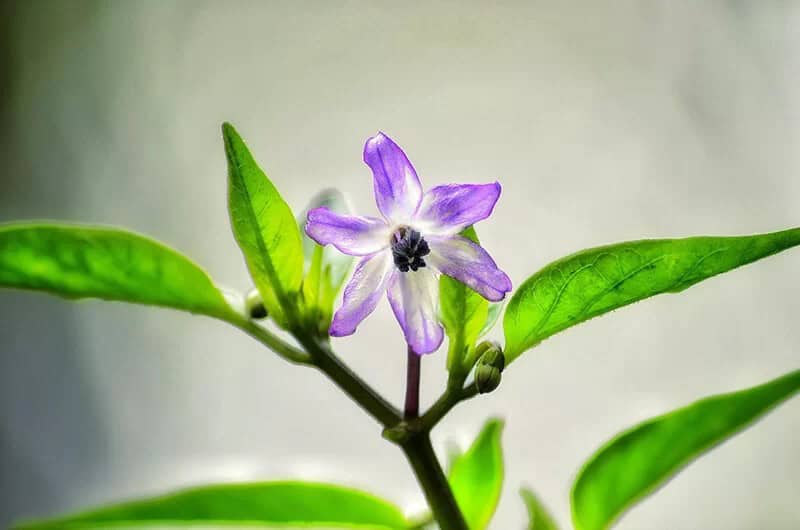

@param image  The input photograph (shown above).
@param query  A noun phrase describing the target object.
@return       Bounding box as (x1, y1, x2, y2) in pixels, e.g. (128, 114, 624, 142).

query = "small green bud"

(474, 342, 505, 394)
(475, 364, 502, 394)
(477, 341, 505, 370)
(245, 289, 267, 319)
(472, 340, 495, 360)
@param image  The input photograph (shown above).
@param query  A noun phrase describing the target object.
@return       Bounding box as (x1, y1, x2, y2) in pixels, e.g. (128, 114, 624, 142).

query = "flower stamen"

(391, 227, 430, 272)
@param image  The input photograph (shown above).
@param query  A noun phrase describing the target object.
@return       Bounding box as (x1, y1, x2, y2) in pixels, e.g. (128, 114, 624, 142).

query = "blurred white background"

(1, 1, 799, 528)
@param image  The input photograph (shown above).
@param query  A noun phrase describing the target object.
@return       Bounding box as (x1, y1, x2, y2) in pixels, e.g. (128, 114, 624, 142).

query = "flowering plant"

(3, 123, 799, 530)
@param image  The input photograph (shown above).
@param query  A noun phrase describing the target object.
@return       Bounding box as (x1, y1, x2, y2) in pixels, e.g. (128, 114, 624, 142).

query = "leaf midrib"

(225, 130, 291, 318)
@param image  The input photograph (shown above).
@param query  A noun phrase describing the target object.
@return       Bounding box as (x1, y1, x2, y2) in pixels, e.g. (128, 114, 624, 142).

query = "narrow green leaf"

(14, 481, 411, 529)
(298, 188, 353, 290)
(571, 369, 800, 530)
(0, 223, 235, 320)
(302, 243, 325, 317)
(297, 189, 353, 333)
(504, 227, 800, 361)
(441, 226, 490, 375)
(478, 300, 504, 339)
(521, 488, 559, 530)
(448, 418, 505, 530)
(224, 122, 304, 327)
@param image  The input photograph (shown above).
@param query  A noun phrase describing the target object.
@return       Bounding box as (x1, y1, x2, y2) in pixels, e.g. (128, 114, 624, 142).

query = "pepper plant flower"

(305, 132, 512, 354)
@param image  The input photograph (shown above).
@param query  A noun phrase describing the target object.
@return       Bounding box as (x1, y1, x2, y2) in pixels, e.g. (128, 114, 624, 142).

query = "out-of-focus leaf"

(571, 369, 800, 530)
(224, 122, 303, 327)
(521, 488, 559, 530)
(441, 226, 490, 375)
(478, 300, 503, 339)
(298, 188, 353, 288)
(444, 438, 463, 473)
(448, 418, 504, 530)
(14, 481, 411, 529)
(0, 223, 235, 320)
(504, 228, 800, 362)
(297, 189, 354, 333)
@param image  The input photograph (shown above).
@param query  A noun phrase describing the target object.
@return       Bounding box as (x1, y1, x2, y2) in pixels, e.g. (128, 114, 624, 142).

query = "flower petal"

(426, 235, 512, 302)
(363, 133, 423, 223)
(387, 268, 444, 354)
(306, 207, 391, 256)
(330, 251, 394, 336)
(414, 182, 501, 235)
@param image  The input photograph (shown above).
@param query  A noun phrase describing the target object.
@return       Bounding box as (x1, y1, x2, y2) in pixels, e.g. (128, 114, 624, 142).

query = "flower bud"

(475, 363, 502, 394)
(472, 340, 494, 360)
(245, 289, 268, 319)
(474, 342, 505, 394)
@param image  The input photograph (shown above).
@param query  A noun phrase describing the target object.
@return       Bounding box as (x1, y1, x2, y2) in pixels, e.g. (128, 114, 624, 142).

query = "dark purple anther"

(391, 227, 430, 272)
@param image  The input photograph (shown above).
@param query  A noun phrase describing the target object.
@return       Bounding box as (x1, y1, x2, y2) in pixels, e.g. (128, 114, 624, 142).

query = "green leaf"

(441, 226, 490, 375)
(504, 227, 800, 362)
(448, 418, 505, 530)
(14, 480, 412, 529)
(571, 369, 800, 530)
(298, 188, 353, 289)
(521, 488, 559, 530)
(297, 189, 354, 333)
(0, 223, 235, 320)
(478, 300, 504, 339)
(224, 122, 304, 327)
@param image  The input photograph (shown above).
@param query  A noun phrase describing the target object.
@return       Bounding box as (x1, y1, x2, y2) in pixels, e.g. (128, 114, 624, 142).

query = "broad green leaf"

(448, 418, 504, 530)
(441, 226, 490, 375)
(0, 223, 235, 320)
(224, 122, 304, 327)
(14, 481, 411, 529)
(297, 189, 354, 333)
(521, 488, 559, 530)
(571, 369, 800, 530)
(504, 227, 800, 361)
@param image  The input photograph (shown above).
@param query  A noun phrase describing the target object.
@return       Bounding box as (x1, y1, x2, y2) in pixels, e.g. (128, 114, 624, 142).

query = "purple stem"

(404, 345, 421, 418)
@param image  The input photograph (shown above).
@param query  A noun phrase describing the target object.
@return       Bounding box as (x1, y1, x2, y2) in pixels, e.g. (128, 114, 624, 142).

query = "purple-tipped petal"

(387, 268, 444, 354)
(306, 207, 391, 256)
(414, 182, 501, 235)
(426, 235, 512, 302)
(330, 251, 394, 336)
(363, 133, 423, 223)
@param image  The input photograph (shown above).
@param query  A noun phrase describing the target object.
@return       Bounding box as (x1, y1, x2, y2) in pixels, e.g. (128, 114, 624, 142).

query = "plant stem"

(402, 434, 469, 530)
(299, 338, 467, 528)
(401, 345, 467, 530)
(242, 317, 471, 529)
(294, 333, 402, 428)
(235, 314, 400, 427)
(405, 346, 421, 418)
(232, 317, 312, 365)
(419, 381, 479, 432)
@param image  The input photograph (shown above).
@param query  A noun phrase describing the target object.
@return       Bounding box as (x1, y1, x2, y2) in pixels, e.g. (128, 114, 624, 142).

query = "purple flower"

(305, 133, 512, 354)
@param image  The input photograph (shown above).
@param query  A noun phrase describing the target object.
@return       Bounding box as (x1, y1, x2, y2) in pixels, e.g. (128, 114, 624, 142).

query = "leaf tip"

(221, 122, 245, 154)
(484, 416, 506, 438)
(221, 121, 236, 136)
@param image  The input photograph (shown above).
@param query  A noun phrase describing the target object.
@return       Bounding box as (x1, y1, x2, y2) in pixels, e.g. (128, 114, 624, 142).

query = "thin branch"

(418, 381, 479, 432)
(229, 316, 312, 365)
(293, 332, 403, 428)
(235, 312, 402, 426)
